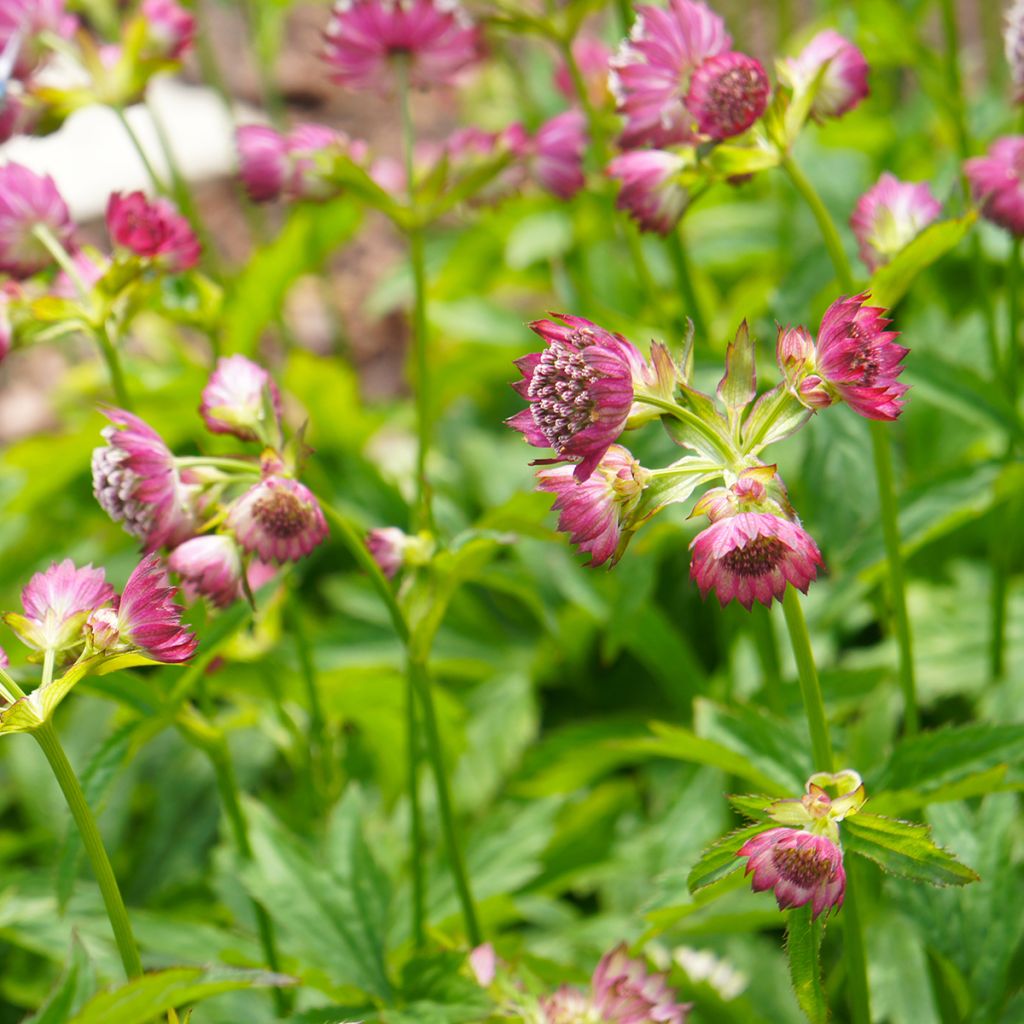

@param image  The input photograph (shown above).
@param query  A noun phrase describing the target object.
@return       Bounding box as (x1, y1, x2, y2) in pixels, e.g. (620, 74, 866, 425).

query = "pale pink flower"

(468, 943, 497, 987)
(237, 125, 289, 202)
(530, 110, 587, 199)
(608, 149, 688, 234)
(323, 0, 482, 93)
(0, 0, 77, 80)
(540, 987, 593, 1023)
(106, 191, 201, 271)
(610, 0, 731, 148)
(850, 173, 941, 270)
(690, 511, 823, 609)
(685, 50, 770, 140)
(92, 408, 199, 552)
(227, 476, 328, 564)
(965, 135, 1024, 237)
(554, 36, 612, 108)
(0, 163, 75, 277)
(537, 445, 648, 567)
(0, 93, 26, 144)
(169, 535, 244, 608)
(200, 355, 282, 444)
(780, 30, 869, 121)
(738, 827, 846, 918)
(141, 0, 195, 60)
(366, 526, 407, 579)
(0, 646, 7, 669)
(86, 554, 197, 663)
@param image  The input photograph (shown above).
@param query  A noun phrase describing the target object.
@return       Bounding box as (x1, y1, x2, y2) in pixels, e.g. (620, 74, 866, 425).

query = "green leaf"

(25, 936, 96, 1024)
(717, 320, 757, 418)
(741, 385, 812, 453)
(504, 210, 574, 269)
(688, 823, 771, 894)
(633, 458, 720, 525)
(842, 812, 979, 887)
(785, 905, 828, 1024)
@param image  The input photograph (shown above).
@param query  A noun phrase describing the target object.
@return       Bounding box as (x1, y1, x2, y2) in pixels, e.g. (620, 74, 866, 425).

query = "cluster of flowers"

(91, 355, 327, 608)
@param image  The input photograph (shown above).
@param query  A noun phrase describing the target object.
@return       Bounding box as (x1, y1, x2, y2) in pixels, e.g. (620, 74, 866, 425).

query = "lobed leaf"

(785, 905, 829, 1024)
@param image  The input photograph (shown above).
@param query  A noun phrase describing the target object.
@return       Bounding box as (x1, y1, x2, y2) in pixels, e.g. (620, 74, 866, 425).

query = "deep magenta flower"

(850, 172, 941, 270)
(554, 36, 612, 108)
(200, 355, 282, 444)
(106, 191, 201, 271)
(141, 0, 195, 60)
(608, 149, 688, 234)
(690, 512, 823, 609)
(536, 445, 649, 567)
(323, 0, 482, 93)
(87, 554, 197, 663)
(0, 0, 77, 80)
(237, 125, 289, 201)
(0, 163, 75, 277)
(738, 827, 846, 918)
(227, 476, 328, 564)
(610, 0, 730, 148)
(685, 51, 770, 140)
(168, 535, 244, 608)
(92, 408, 199, 552)
(530, 110, 587, 199)
(780, 30, 869, 121)
(965, 136, 1024, 237)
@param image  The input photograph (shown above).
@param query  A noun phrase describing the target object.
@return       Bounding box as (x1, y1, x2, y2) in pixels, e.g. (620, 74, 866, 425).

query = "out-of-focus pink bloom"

(690, 511, 823, 609)
(141, 0, 195, 60)
(780, 30, 869, 121)
(468, 943, 496, 987)
(92, 408, 199, 552)
(366, 526, 407, 579)
(200, 355, 282, 444)
(0, 282, 16, 361)
(287, 122, 357, 200)
(87, 554, 197, 663)
(537, 444, 649, 567)
(227, 476, 328, 564)
(237, 125, 289, 202)
(1007, 0, 1024, 103)
(369, 154, 406, 193)
(965, 135, 1024, 237)
(0, 163, 75, 277)
(850, 173, 941, 270)
(738, 827, 846, 918)
(610, 0, 730, 148)
(0, 0, 77, 80)
(51, 249, 109, 300)
(541, 987, 594, 1023)
(0, 93, 26, 144)
(776, 324, 816, 382)
(106, 191, 201, 271)
(169, 535, 244, 608)
(685, 50, 769, 140)
(608, 149, 688, 234)
(530, 110, 587, 199)
(554, 36, 612, 108)
(323, 0, 482, 93)
(0, 646, 7, 669)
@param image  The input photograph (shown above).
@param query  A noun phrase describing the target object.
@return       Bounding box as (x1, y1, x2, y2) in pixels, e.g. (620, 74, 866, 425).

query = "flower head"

(323, 0, 482, 93)
(106, 191, 201, 271)
(0, 163, 75, 277)
(610, 0, 731, 148)
(366, 526, 408, 578)
(608, 149, 688, 234)
(227, 476, 328, 564)
(554, 36, 612, 108)
(529, 110, 587, 199)
(738, 827, 846, 917)
(92, 408, 199, 552)
(0, 0, 77, 80)
(685, 51, 770, 140)
(200, 355, 282, 444)
(850, 173, 941, 270)
(141, 0, 195, 60)
(237, 125, 289, 201)
(168, 535, 244, 608)
(965, 135, 1024, 237)
(537, 445, 649, 567)
(780, 30, 869, 121)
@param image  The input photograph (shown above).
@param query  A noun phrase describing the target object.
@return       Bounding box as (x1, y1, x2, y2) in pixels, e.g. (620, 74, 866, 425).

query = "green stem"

(284, 598, 327, 800)
(665, 227, 709, 341)
(636, 394, 738, 465)
(937, 0, 970, 163)
(781, 589, 833, 772)
(613, 0, 633, 33)
(1007, 239, 1021, 409)
(841, 859, 872, 1024)
(33, 721, 143, 979)
(174, 456, 259, 473)
(95, 321, 134, 411)
(111, 105, 169, 195)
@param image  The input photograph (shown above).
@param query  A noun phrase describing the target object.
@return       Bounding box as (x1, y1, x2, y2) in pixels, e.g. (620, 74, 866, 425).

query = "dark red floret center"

(773, 845, 834, 887)
(528, 339, 601, 452)
(707, 66, 768, 134)
(722, 534, 786, 577)
(254, 489, 312, 538)
(845, 324, 881, 385)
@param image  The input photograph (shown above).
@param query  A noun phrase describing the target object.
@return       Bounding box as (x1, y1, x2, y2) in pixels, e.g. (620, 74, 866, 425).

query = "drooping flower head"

(86, 554, 197, 663)
(106, 191, 201, 271)
(610, 0, 731, 148)
(850, 173, 941, 271)
(738, 827, 846, 918)
(366, 526, 434, 578)
(0, 0, 77, 81)
(685, 51, 770, 140)
(608, 149, 688, 234)
(554, 36, 612, 108)
(0, 163, 75, 277)
(537, 445, 649, 568)
(92, 408, 200, 552)
(965, 135, 1024, 237)
(168, 535, 244, 608)
(1006, 0, 1024, 103)
(141, 0, 196, 61)
(779, 30, 869, 121)
(323, 0, 482, 93)
(227, 476, 328, 564)
(527, 110, 587, 200)
(200, 355, 282, 445)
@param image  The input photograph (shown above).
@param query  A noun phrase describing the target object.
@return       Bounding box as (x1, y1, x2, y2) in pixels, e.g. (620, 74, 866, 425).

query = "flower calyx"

(766, 768, 866, 844)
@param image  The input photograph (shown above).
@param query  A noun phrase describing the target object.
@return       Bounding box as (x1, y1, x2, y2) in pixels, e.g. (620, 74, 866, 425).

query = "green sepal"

(688, 822, 774, 894)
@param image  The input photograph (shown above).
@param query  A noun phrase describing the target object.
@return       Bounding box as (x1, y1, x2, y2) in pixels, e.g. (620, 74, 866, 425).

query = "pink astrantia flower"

(554, 36, 612, 108)
(850, 173, 941, 271)
(366, 526, 407, 579)
(690, 512, 823, 609)
(168, 535, 244, 608)
(92, 408, 199, 552)
(1007, 0, 1024, 103)
(0, 0, 77, 80)
(106, 191, 201, 271)
(87, 554, 197, 663)
(965, 136, 1024, 237)
(738, 827, 846, 918)
(685, 50, 770, 140)
(141, 0, 195, 60)
(610, 0, 731, 148)
(200, 355, 282, 444)
(537, 445, 649, 567)
(323, 0, 482, 93)
(227, 476, 328, 564)
(237, 125, 289, 202)
(0, 163, 75, 277)
(608, 149, 688, 234)
(780, 30, 869, 121)
(530, 110, 587, 199)
(468, 943, 497, 987)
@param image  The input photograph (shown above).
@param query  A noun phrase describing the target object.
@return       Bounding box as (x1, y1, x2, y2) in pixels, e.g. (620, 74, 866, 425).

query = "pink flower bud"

(106, 191, 200, 271)
(607, 149, 688, 235)
(0, 163, 75, 277)
(797, 375, 834, 410)
(850, 173, 941, 270)
(169, 535, 244, 608)
(685, 50, 770, 140)
(965, 136, 1024, 238)
(781, 30, 869, 121)
(141, 0, 195, 60)
(200, 355, 282, 444)
(237, 125, 289, 202)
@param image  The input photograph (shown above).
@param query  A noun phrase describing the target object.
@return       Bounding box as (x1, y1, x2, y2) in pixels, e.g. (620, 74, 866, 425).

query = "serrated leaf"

(688, 823, 771, 893)
(842, 812, 979, 887)
(633, 457, 720, 524)
(786, 905, 829, 1024)
(717, 321, 756, 420)
(741, 385, 813, 453)
(727, 793, 775, 820)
